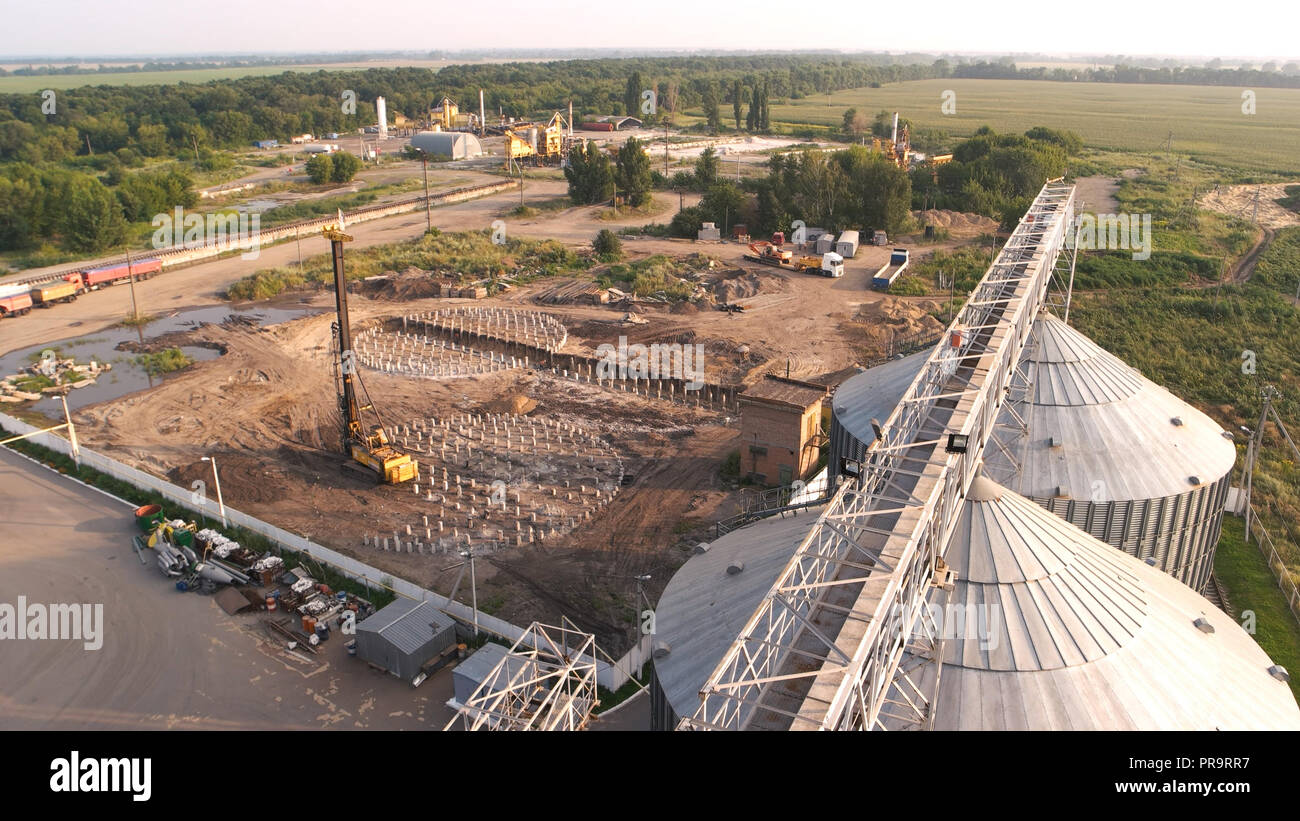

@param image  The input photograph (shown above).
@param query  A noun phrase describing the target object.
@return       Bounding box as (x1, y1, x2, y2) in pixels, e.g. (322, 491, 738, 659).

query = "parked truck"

(871, 248, 910, 290)
(0, 289, 33, 317)
(67, 257, 162, 290)
(31, 280, 78, 306)
(795, 251, 844, 277)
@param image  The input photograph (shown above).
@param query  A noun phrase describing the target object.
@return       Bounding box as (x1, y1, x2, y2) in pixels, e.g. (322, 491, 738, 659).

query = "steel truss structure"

(679, 180, 1077, 731)
(448, 620, 600, 731)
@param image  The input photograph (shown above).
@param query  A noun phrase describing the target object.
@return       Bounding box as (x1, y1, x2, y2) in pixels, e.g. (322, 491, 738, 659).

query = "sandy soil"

(1073, 174, 1123, 214)
(3, 168, 978, 655)
(63, 249, 945, 654)
(1198, 183, 1300, 230)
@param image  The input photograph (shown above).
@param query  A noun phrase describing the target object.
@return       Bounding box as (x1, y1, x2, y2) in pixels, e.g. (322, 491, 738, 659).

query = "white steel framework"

(679, 180, 1076, 731)
(448, 621, 600, 731)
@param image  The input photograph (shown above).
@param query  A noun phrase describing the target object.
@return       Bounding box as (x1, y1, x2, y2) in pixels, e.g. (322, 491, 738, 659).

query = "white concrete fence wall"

(0, 411, 647, 691)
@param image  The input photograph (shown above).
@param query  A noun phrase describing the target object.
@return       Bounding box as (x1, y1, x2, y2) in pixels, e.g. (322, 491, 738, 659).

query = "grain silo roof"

(930, 473, 1300, 730)
(983, 314, 1236, 501)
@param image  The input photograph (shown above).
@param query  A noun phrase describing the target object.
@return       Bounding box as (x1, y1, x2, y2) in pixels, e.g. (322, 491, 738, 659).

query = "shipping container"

(835, 230, 860, 259)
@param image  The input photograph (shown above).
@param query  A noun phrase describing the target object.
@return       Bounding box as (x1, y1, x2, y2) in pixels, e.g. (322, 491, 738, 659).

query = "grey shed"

(355, 599, 457, 682)
(453, 642, 542, 707)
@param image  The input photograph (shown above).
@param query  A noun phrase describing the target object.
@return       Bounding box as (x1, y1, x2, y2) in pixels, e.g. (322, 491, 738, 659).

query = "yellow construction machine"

(503, 112, 570, 168)
(323, 214, 418, 485)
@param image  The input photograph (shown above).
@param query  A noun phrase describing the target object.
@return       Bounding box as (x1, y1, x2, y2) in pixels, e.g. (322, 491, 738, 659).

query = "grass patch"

(135, 347, 193, 376)
(502, 196, 572, 218)
(595, 195, 669, 222)
(1214, 516, 1300, 701)
(595, 254, 702, 300)
(593, 662, 649, 715)
(1252, 226, 1300, 298)
(227, 229, 586, 301)
(118, 313, 157, 328)
(12, 374, 54, 393)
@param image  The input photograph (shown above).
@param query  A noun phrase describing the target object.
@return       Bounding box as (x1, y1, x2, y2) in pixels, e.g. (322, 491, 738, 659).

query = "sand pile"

(913, 210, 999, 238)
(483, 394, 538, 415)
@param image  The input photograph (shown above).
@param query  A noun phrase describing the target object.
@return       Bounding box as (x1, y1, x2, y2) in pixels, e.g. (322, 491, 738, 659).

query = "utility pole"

(60, 391, 80, 467)
(664, 117, 669, 177)
(421, 150, 432, 232)
(461, 549, 479, 637)
(201, 455, 227, 528)
(1243, 385, 1300, 544)
(125, 248, 139, 322)
(295, 227, 303, 269)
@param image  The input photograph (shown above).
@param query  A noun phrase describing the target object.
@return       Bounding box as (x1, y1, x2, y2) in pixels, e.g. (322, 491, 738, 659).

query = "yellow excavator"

(324, 214, 418, 484)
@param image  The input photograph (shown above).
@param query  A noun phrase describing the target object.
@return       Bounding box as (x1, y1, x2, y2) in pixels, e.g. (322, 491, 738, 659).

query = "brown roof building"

(737, 376, 827, 486)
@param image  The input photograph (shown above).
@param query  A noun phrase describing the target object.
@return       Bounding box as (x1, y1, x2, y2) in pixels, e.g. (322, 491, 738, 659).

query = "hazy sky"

(4, 0, 1298, 60)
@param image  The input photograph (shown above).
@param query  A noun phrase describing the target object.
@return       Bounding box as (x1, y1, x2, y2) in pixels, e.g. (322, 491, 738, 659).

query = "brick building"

(737, 376, 828, 486)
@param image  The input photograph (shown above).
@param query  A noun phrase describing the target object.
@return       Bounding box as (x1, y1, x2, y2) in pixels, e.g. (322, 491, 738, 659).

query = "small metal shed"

(453, 642, 541, 706)
(814, 233, 836, 254)
(355, 599, 457, 682)
(835, 230, 860, 258)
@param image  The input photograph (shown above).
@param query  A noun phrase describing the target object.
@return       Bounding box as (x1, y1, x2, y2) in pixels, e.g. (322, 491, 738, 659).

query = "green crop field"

(771, 78, 1300, 174)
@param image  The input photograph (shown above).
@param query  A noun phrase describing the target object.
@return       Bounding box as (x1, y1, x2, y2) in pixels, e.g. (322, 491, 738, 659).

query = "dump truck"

(0, 289, 32, 317)
(872, 248, 910, 290)
(31, 280, 78, 306)
(795, 251, 844, 277)
(67, 258, 162, 290)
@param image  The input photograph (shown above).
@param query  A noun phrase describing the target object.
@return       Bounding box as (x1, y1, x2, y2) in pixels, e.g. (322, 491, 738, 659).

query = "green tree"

(732, 80, 744, 130)
(62, 179, 127, 253)
(695, 146, 719, 188)
(625, 72, 643, 117)
(593, 228, 623, 260)
(615, 137, 652, 207)
(699, 181, 745, 234)
(305, 153, 334, 184)
(564, 140, 615, 205)
(702, 81, 721, 133)
(329, 151, 362, 183)
(842, 107, 868, 140)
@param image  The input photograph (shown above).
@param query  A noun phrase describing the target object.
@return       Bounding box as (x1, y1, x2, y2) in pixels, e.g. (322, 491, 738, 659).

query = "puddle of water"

(239, 198, 283, 213)
(0, 305, 316, 418)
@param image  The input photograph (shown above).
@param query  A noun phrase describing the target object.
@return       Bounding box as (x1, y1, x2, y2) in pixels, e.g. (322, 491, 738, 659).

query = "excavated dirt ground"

(1198, 182, 1300, 230)
(66, 240, 962, 654)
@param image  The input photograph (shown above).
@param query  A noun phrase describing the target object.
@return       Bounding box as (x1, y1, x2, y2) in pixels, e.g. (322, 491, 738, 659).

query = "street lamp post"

(201, 455, 226, 528)
(460, 549, 478, 637)
(420, 150, 432, 233)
